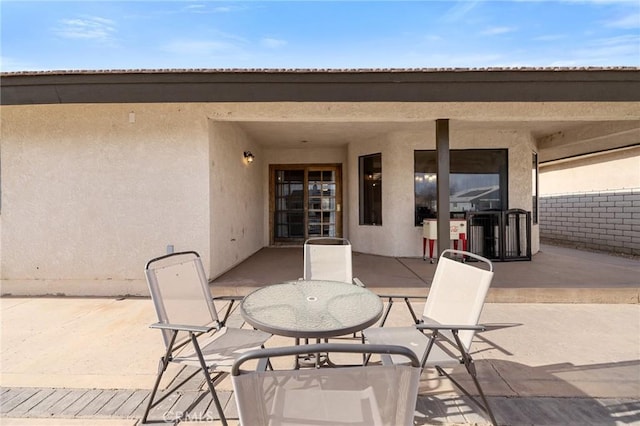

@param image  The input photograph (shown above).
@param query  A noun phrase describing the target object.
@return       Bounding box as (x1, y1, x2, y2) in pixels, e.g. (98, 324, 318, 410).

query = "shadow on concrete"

(414, 358, 640, 425)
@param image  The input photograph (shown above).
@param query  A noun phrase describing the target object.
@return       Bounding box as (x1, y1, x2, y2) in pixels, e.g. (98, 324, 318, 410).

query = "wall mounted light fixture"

(244, 151, 255, 163)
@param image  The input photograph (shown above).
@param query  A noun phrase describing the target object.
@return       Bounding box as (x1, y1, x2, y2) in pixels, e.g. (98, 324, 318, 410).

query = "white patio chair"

(231, 343, 421, 426)
(363, 249, 498, 426)
(303, 237, 365, 286)
(302, 237, 366, 342)
(142, 251, 271, 425)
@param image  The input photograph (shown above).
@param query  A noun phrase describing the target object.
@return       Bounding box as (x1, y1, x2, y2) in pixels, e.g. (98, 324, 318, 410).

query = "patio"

(1, 244, 638, 425)
(211, 243, 640, 303)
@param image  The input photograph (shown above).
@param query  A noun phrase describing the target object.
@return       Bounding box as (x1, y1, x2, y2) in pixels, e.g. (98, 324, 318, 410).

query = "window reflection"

(308, 170, 337, 237)
(359, 153, 382, 226)
(414, 150, 508, 225)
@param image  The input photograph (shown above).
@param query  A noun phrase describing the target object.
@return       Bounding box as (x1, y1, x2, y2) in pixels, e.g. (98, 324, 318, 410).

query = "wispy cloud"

(559, 0, 639, 4)
(591, 34, 640, 48)
(182, 2, 244, 14)
(184, 4, 206, 12)
(572, 34, 640, 64)
(443, 0, 483, 21)
(413, 52, 505, 68)
(53, 16, 116, 41)
(211, 6, 236, 13)
(481, 26, 517, 36)
(605, 13, 640, 29)
(1, 56, 40, 72)
(533, 34, 567, 41)
(424, 35, 444, 43)
(261, 38, 287, 49)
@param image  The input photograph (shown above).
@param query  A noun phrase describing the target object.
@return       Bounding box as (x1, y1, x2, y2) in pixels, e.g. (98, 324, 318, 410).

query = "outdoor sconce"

(244, 151, 255, 164)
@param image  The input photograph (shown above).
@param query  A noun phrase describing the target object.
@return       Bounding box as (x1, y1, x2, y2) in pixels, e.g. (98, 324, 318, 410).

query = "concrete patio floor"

(211, 243, 639, 303)
(1, 298, 639, 425)
(1, 244, 638, 425)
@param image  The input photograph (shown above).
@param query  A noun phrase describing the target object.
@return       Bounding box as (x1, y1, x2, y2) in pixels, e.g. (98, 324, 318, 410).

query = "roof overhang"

(1, 68, 639, 163)
(2, 68, 639, 105)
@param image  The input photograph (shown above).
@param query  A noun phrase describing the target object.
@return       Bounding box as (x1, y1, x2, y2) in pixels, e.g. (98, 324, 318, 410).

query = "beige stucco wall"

(208, 121, 265, 279)
(539, 147, 640, 195)
(0, 100, 556, 295)
(1, 104, 211, 296)
(348, 132, 397, 256)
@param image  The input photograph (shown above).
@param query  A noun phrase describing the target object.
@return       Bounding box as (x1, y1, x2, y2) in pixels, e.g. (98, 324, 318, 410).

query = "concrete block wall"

(539, 189, 640, 256)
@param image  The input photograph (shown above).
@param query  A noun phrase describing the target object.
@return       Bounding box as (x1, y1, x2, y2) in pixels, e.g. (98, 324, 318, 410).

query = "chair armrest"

(353, 277, 366, 287)
(378, 294, 427, 300)
(211, 295, 243, 326)
(378, 295, 426, 326)
(232, 343, 421, 375)
(416, 323, 486, 332)
(212, 295, 244, 301)
(150, 322, 216, 333)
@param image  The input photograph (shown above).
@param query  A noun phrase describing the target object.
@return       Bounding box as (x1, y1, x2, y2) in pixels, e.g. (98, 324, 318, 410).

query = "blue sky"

(1, 0, 639, 72)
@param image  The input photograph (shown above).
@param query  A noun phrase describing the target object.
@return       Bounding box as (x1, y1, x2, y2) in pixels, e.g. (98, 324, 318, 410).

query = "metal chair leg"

(142, 330, 178, 424)
(191, 333, 228, 426)
(435, 365, 498, 426)
(141, 361, 166, 424)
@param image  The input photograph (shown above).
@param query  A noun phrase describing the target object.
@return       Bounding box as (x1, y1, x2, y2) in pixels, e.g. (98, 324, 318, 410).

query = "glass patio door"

(271, 164, 342, 244)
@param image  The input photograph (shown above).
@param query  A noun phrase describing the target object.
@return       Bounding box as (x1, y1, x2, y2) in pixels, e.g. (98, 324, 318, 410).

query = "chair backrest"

(423, 249, 494, 351)
(145, 251, 219, 348)
(232, 343, 420, 426)
(303, 237, 353, 283)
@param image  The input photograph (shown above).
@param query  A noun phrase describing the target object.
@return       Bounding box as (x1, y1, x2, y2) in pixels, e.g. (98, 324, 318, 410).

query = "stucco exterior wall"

(1, 104, 211, 296)
(0, 100, 547, 295)
(539, 147, 640, 195)
(208, 121, 265, 279)
(348, 132, 403, 257)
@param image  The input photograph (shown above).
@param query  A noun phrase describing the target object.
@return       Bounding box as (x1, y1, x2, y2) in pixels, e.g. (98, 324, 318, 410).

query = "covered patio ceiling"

(237, 119, 639, 163)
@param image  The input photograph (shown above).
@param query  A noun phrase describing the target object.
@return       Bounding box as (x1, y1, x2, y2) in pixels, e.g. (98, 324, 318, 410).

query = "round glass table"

(240, 280, 383, 339)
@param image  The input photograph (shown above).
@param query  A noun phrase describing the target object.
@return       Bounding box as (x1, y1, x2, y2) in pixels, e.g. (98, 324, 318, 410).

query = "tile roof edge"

(2, 66, 639, 76)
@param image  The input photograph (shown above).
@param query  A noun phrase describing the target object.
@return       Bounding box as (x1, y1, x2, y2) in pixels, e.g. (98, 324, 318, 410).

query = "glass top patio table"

(240, 280, 383, 339)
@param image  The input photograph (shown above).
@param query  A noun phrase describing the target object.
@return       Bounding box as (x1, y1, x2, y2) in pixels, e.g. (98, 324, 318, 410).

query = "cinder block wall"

(539, 189, 640, 256)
